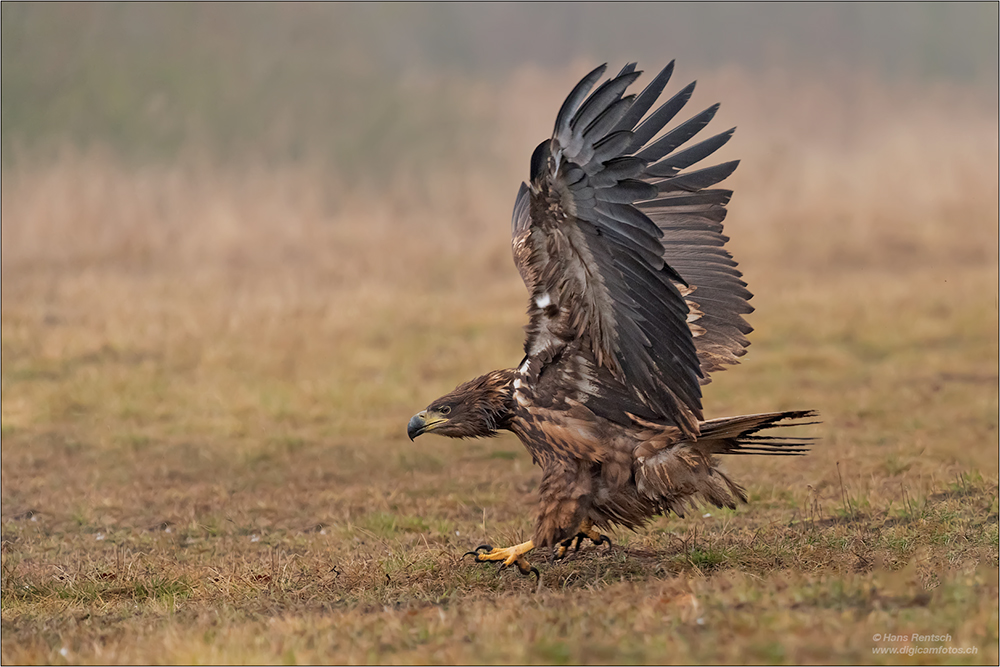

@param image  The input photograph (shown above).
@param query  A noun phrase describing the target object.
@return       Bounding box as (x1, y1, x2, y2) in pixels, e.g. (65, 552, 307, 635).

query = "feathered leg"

(533, 458, 593, 548)
(463, 459, 594, 578)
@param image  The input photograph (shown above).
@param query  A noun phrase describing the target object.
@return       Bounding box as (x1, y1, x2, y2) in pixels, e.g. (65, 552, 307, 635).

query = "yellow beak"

(407, 410, 448, 440)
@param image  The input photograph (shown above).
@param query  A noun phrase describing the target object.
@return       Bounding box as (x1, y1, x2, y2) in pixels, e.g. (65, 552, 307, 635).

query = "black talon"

(463, 544, 493, 559)
(596, 534, 612, 548)
(513, 558, 538, 580)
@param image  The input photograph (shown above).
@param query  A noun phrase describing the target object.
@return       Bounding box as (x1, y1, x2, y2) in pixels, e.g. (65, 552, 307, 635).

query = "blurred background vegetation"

(3, 2, 997, 174)
(2, 8, 997, 663)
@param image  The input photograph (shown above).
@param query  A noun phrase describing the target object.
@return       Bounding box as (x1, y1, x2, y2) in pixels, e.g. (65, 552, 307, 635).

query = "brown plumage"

(407, 62, 817, 571)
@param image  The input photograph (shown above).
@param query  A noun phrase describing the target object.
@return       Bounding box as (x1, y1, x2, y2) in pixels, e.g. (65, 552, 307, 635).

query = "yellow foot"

(554, 522, 612, 560)
(464, 540, 538, 579)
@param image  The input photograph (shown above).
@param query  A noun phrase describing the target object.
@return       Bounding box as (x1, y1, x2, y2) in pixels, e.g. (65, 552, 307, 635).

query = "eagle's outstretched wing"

(510, 63, 750, 436)
(639, 123, 753, 382)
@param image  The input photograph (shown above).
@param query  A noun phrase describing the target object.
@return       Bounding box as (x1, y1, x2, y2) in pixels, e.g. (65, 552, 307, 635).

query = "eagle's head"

(407, 369, 515, 440)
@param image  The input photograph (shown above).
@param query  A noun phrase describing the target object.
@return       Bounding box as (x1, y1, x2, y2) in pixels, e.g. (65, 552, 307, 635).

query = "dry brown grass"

(2, 66, 998, 664)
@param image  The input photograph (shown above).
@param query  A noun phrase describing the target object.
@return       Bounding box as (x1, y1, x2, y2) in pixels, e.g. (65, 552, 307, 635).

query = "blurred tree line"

(2, 2, 996, 172)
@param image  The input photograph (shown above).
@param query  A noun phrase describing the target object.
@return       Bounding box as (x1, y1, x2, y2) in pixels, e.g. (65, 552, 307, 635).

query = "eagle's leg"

(463, 540, 538, 579)
(554, 520, 612, 560)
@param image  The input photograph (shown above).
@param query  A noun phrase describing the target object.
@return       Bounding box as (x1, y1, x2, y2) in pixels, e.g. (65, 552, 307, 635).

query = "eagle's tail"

(633, 410, 818, 516)
(694, 410, 819, 456)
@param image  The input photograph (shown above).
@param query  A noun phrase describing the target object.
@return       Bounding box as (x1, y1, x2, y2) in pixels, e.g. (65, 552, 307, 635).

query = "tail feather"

(695, 410, 819, 456)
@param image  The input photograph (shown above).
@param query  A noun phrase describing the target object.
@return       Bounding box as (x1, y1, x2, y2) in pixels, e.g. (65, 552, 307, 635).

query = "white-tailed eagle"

(407, 62, 817, 578)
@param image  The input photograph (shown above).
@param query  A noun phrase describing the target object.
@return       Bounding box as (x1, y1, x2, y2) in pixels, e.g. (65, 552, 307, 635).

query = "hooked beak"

(407, 410, 448, 440)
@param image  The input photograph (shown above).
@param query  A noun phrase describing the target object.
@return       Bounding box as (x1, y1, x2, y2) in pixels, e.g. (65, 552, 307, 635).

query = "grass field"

(2, 68, 998, 664)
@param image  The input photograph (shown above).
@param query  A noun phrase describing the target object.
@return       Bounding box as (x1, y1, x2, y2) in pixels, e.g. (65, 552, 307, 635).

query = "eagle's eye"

(440, 405, 451, 415)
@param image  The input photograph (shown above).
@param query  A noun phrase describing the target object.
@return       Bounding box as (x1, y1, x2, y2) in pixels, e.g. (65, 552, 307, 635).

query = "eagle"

(407, 62, 817, 578)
